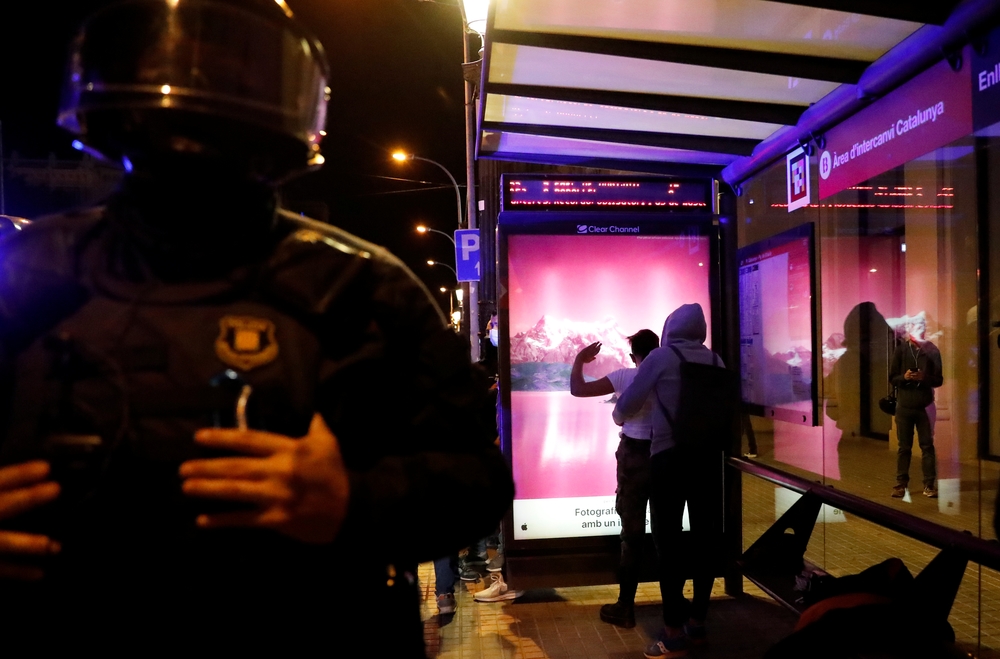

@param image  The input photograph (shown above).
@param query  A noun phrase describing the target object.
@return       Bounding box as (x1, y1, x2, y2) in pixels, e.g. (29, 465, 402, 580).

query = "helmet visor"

(58, 0, 330, 153)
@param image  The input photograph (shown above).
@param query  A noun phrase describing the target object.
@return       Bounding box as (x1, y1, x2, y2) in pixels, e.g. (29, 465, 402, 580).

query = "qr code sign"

(786, 147, 810, 212)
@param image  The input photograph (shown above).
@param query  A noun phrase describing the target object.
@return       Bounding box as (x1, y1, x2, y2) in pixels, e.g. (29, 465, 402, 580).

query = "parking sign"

(454, 229, 480, 282)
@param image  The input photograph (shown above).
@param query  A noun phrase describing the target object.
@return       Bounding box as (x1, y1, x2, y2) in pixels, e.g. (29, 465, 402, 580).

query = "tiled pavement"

(419, 565, 798, 659)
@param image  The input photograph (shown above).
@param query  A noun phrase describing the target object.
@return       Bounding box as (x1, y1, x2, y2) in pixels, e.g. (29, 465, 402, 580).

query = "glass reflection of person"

(824, 302, 891, 479)
(889, 315, 943, 498)
(570, 329, 659, 630)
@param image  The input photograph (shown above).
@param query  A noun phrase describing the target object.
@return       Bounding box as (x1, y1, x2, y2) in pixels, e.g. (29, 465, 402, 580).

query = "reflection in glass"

(824, 302, 892, 481)
(888, 313, 943, 498)
(738, 139, 978, 517)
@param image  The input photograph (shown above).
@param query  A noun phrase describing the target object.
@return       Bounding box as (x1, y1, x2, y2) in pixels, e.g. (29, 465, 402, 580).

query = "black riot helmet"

(57, 0, 330, 184)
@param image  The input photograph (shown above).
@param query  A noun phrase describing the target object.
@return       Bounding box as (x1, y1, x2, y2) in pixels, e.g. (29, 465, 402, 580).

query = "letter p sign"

(454, 229, 481, 282)
(460, 232, 479, 260)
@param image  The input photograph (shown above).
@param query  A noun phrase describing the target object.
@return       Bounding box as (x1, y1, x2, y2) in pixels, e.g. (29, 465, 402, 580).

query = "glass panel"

(488, 43, 839, 106)
(738, 135, 979, 520)
(495, 0, 922, 62)
(987, 128, 1000, 461)
(484, 94, 785, 139)
(980, 121, 1000, 657)
(738, 161, 822, 484)
(738, 128, 991, 655)
(817, 143, 978, 518)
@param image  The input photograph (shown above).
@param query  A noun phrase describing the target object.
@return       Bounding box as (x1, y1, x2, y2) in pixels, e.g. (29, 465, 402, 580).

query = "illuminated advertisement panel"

(501, 225, 712, 541)
(738, 223, 818, 425)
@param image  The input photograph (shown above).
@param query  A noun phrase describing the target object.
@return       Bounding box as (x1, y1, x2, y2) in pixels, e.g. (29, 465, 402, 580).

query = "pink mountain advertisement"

(505, 233, 710, 540)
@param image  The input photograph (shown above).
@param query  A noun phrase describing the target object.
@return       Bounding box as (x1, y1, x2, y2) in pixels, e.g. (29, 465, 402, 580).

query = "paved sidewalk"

(419, 564, 798, 659)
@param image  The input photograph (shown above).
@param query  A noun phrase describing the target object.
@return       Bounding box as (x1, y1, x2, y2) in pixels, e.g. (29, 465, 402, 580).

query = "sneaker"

(473, 573, 522, 602)
(462, 552, 488, 566)
(891, 484, 906, 498)
(683, 619, 707, 645)
(643, 631, 688, 658)
(923, 486, 938, 498)
(599, 601, 635, 628)
(459, 565, 482, 582)
(485, 554, 504, 572)
(436, 593, 456, 615)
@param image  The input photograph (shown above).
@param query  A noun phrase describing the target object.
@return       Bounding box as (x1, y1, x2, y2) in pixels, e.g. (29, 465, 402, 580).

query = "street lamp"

(392, 151, 463, 229)
(416, 224, 456, 246)
(426, 259, 458, 279)
(460, 0, 488, 37)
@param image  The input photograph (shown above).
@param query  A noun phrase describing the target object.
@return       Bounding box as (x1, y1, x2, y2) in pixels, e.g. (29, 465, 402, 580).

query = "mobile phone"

(193, 372, 256, 517)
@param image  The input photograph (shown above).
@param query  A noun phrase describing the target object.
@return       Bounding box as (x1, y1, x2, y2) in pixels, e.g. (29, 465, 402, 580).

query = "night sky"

(0, 0, 473, 302)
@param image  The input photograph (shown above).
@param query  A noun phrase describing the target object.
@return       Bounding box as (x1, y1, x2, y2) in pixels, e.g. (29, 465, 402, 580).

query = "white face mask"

(489, 328, 499, 347)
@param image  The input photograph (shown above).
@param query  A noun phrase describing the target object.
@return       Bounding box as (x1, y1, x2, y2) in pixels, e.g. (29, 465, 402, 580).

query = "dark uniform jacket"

(889, 338, 943, 410)
(0, 197, 512, 651)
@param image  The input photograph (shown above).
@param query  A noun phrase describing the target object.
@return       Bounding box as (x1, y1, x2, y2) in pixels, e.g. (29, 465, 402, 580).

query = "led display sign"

(503, 175, 713, 213)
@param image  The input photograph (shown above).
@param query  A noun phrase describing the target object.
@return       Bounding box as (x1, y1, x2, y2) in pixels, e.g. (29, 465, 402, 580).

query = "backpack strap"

(654, 346, 722, 430)
(654, 345, 686, 430)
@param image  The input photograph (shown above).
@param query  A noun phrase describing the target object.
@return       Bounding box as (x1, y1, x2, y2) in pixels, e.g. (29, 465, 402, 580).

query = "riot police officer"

(0, 0, 511, 651)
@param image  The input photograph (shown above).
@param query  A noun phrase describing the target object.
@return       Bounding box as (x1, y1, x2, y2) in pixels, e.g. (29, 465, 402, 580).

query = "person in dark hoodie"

(889, 313, 943, 499)
(613, 303, 724, 659)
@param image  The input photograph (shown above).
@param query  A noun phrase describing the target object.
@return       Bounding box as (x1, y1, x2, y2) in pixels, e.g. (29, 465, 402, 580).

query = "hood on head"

(661, 303, 707, 345)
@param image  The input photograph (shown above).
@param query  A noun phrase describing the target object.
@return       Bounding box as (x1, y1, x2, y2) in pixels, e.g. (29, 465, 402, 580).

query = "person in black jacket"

(889, 314, 943, 499)
(0, 0, 512, 652)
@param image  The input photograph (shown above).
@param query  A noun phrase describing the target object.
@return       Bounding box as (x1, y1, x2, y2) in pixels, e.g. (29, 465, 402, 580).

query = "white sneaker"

(473, 573, 523, 602)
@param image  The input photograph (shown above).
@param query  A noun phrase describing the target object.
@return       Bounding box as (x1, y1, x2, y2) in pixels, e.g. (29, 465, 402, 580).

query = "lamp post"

(416, 224, 456, 246)
(392, 151, 463, 230)
(439, 286, 454, 319)
(457, 1, 487, 364)
(430, 265, 462, 332)
(452, 286, 464, 332)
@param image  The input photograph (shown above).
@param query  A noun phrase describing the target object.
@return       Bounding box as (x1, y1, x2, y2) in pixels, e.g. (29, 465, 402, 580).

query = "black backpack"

(657, 345, 740, 451)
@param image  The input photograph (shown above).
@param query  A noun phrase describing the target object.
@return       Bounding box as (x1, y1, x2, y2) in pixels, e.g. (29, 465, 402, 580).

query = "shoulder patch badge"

(215, 316, 279, 371)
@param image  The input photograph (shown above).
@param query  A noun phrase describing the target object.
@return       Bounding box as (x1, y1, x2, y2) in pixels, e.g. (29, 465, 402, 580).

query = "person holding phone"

(889, 314, 943, 499)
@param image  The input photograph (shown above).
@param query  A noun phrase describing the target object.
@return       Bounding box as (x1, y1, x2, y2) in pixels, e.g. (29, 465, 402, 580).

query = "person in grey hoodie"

(613, 303, 724, 659)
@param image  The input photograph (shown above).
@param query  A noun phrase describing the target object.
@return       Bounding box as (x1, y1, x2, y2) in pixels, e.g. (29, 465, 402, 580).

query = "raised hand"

(576, 341, 602, 363)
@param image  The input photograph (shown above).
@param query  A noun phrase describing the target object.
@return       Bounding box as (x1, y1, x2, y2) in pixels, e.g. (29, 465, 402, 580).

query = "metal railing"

(730, 456, 1000, 573)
